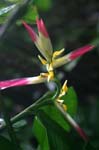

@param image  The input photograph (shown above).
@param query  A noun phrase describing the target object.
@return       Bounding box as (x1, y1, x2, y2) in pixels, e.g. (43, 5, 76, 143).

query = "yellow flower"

(56, 80, 68, 111)
(38, 48, 65, 81)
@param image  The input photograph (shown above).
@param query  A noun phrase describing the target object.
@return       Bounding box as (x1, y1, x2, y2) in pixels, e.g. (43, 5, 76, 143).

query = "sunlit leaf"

(6, 0, 22, 2)
(0, 4, 16, 23)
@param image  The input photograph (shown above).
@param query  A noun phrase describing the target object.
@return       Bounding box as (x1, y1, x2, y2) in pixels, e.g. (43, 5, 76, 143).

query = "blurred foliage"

(0, 136, 14, 150)
(34, 0, 52, 11)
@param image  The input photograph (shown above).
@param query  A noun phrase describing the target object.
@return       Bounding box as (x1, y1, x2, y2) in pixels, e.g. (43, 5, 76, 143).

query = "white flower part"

(0, 118, 5, 128)
(27, 76, 47, 84)
(53, 54, 71, 69)
(38, 32, 53, 62)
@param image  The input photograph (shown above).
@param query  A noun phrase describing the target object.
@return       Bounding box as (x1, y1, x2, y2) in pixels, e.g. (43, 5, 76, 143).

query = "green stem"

(11, 99, 52, 124)
(52, 78, 61, 100)
(0, 92, 53, 130)
(0, 94, 21, 149)
(0, 80, 60, 130)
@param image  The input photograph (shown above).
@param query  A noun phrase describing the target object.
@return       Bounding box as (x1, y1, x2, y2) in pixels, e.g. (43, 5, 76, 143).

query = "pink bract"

(36, 19, 49, 37)
(22, 21, 37, 42)
(0, 78, 30, 90)
(69, 45, 95, 60)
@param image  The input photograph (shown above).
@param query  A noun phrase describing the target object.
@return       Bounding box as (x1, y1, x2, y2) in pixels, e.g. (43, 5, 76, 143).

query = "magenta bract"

(0, 78, 30, 90)
(69, 45, 95, 60)
(36, 19, 49, 37)
(22, 21, 37, 42)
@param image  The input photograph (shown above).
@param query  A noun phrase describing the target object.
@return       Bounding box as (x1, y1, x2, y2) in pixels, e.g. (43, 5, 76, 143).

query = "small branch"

(0, 92, 52, 130)
(0, 82, 59, 130)
(55, 101, 89, 142)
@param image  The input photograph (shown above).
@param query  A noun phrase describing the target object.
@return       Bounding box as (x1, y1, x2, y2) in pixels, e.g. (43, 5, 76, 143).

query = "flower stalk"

(0, 91, 53, 130)
(55, 101, 89, 142)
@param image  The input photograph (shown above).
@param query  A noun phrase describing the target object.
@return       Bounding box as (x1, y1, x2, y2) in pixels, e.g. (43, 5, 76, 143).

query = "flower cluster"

(0, 18, 95, 94)
(23, 19, 95, 82)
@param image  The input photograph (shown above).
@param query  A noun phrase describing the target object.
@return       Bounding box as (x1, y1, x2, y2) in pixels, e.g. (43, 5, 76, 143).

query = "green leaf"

(41, 86, 78, 132)
(17, 5, 39, 25)
(35, 0, 52, 11)
(0, 4, 16, 16)
(33, 116, 49, 150)
(62, 86, 78, 117)
(33, 112, 70, 150)
(0, 4, 16, 23)
(42, 104, 71, 131)
(0, 136, 14, 150)
(22, 5, 39, 24)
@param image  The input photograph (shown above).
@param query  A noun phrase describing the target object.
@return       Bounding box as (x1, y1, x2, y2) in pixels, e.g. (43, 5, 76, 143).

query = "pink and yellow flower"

(23, 19, 95, 80)
(0, 18, 95, 90)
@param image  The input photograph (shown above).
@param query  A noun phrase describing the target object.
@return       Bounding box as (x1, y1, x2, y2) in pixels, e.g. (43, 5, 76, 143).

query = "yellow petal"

(40, 71, 54, 82)
(40, 72, 49, 77)
(62, 80, 68, 93)
(48, 71, 54, 82)
(46, 62, 53, 72)
(56, 99, 64, 103)
(53, 54, 70, 69)
(38, 55, 47, 65)
(59, 80, 68, 97)
(62, 104, 67, 111)
(53, 48, 65, 59)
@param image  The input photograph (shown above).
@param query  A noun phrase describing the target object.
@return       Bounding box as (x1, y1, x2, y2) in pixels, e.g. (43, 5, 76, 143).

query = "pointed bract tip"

(69, 45, 95, 60)
(36, 18, 49, 37)
(76, 126, 89, 142)
(22, 21, 37, 42)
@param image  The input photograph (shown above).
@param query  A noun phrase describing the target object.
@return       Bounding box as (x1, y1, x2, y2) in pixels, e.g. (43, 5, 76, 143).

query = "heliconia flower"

(23, 18, 95, 82)
(0, 18, 95, 90)
(0, 76, 47, 90)
(53, 44, 95, 69)
(23, 19, 53, 62)
(0, 44, 95, 90)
